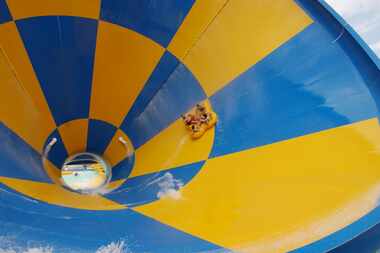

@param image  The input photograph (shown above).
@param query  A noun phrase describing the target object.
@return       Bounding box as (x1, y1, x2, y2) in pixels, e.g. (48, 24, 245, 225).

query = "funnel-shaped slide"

(1, 0, 380, 252)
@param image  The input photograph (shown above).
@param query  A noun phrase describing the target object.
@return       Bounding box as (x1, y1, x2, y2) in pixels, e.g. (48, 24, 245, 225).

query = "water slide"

(1, 0, 380, 252)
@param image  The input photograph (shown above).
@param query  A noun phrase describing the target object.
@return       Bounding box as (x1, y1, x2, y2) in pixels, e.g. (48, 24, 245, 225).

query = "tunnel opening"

(41, 125, 135, 194)
(61, 152, 111, 194)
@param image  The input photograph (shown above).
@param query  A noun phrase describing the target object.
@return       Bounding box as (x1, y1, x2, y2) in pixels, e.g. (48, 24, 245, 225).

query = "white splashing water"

(0, 237, 133, 253)
(0, 244, 130, 253)
(0, 239, 53, 253)
(0, 247, 53, 253)
(22, 248, 53, 253)
(0, 238, 231, 253)
(95, 241, 130, 253)
(156, 172, 184, 200)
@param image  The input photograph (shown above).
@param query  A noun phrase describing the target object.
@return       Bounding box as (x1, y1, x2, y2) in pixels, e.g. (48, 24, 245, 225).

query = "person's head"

(196, 104, 205, 112)
(191, 124, 199, 132)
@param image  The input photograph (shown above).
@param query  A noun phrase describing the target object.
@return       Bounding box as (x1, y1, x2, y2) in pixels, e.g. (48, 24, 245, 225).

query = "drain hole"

(61, 152, 111, 194)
